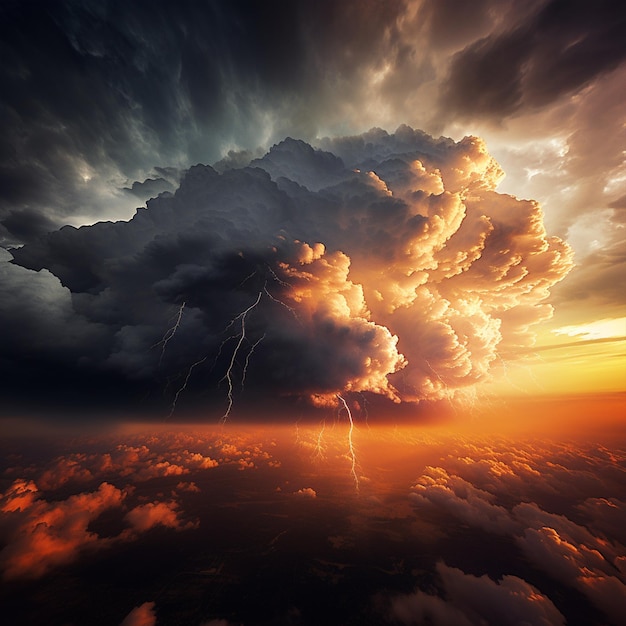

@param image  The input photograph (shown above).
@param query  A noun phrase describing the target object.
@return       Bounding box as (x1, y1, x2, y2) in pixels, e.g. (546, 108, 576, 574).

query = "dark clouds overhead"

(439, 0, 626, 121)
(2, 0, 625, 249)
(3, 129, 571, 418)
(0, 0, 412, 243)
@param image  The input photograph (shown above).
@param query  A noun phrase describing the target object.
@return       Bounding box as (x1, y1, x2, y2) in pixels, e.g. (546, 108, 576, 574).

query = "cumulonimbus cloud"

(6, 126, 572, 417)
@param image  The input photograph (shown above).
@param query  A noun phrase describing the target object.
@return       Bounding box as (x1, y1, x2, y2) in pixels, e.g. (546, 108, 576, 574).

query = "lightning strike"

(166, 355, 207, 420)
(219, 290, 263, 423)
(425, 359, 458, 416)
(153, 302, 186, 366)
(494, 352, 535, 395)
(337, 394, 360, 492)
(313, 420, 326, 460)
(265, 264, 291, 288)
(236, 269, 258, 289)
(209, 332, 240, 374)
(214, 271, 299, 420)
(156, 265, 301, 422)
(241, 333, 266, 389)
(261, 265, 302, 323)
(516, 351, 547, 393)
(263, 286, 301, 324)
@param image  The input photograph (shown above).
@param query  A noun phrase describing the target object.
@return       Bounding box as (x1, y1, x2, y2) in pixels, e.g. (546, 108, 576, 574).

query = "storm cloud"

(4, 128, 571, 418)
(438, 0, 626, 120)
(2, 0, 624, 261)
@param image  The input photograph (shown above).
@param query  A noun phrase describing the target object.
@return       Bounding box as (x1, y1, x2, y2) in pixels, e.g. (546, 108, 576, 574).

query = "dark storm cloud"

(0, 0, 415, 245)
(2, 0, 624, 284)
(123, 177, 176, 200)
(3, 128, 571, 418)
(439, 0, 626, 121)
(0, 209, 58, 245)
(416, 0, 498, 50)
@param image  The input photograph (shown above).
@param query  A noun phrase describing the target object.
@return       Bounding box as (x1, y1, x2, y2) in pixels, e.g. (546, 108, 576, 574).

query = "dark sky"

(1, 0, 624, 420)
(2, 0, 624, 240)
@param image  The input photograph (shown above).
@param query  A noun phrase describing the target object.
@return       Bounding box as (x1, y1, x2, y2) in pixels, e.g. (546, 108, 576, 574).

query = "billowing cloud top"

(3, 127, 572, 418)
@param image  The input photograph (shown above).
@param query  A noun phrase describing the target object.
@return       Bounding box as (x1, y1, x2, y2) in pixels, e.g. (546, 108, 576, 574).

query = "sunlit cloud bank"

(402, 436, 626, 625)
(0, 426, 624, 624)
(0, 428, 275, 581)
(3, 127, 572, 418)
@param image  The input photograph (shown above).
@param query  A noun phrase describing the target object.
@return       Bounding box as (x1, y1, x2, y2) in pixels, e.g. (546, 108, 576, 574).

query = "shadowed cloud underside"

(4, 127, 572, 419)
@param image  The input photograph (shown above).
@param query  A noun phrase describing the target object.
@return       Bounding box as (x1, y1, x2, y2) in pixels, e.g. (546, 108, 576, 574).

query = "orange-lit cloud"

(0, 428, 249, 580)
(0, 422, 624, 625)
(407, 435, 626, 623)
(120, 601, 157, 626)
(410, 466, 519, 534)
(0, 480, 125, 580)
(124, 500, 198, 534)
(5, 128, 572, 418)
(391, 561, 566, 626)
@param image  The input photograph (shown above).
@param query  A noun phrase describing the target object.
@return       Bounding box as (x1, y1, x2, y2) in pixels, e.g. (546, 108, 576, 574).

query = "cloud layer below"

(1, 425, 624, 624)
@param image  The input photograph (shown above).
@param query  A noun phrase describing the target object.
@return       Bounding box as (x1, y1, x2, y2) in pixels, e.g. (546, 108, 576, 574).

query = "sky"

(0, 0, 625, 422)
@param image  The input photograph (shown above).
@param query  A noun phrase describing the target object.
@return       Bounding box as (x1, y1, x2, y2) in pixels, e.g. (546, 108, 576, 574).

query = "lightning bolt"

(164, 266, 298, 422)
(263, 286, 301, 324)
(236, 269, 258, 289)
(265, 264, 291, 288)
(219, 290, 263, 423)
(209, 332, 239, 374)
(216, 270, 299, 421)
(166, 355, 207, 420)
(313, 420, 326, 460)
(425, 359, 458, 416)
(337, 394, 359, 493)
(153, 302, 186, 366)
(241, 333, 266, 389)
(494, 351, 535, 395)
(263, 264, 302, 324)
(505, 350, 546, 393)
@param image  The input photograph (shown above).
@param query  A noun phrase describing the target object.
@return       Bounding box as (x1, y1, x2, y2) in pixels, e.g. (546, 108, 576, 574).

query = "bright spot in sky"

(553, 317, 626, 340)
